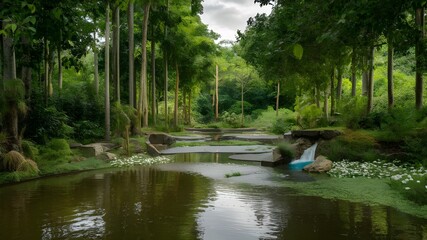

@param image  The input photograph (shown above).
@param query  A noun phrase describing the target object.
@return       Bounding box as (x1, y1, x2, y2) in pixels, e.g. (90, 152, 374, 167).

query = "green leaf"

(68, 40, 74, 47)
(28, 27, 36, 33)
(10, 24, 17, 33)
(293, 44, 303, 60)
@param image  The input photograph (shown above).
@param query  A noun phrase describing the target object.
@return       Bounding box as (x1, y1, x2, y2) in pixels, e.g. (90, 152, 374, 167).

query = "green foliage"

(38, 139, 72, 163)
(26, 106, 73, 144)
(250, 107, 297, 132)
(21, 140, 39, 160)
(271, 117, 295, 134)
(277, 142, 295, 160)
(297, 104, 323, 129)
(3, 79, 25, 102)
(72, 121, 103, 144)
(337, 97, 368, 129)
(228, 101, 254, 115)
(2, 151, 25, 172)
(221, 111, 240, 128)
(195, 93, 214, 124)
(318, 130, 379, 162)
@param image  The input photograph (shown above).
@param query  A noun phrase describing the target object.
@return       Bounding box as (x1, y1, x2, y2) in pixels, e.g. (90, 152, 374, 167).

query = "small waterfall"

(288, 143, 318, 170)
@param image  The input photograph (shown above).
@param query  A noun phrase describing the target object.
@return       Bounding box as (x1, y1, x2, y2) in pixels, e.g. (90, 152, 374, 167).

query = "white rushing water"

(288, 143, 318, 170)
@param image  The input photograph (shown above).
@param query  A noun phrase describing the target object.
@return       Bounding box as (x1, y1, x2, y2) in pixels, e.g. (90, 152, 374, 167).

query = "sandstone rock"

(291, 138, 313, 159)
(78, 144, 104, 157)
(303, 155, 332, 173)
(148, 133, 176, 145)
(146, 142, 161, 156)
(98, 152, 117, 162)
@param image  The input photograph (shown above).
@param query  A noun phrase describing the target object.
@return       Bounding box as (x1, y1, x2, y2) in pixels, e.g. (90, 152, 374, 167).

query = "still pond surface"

(0, 153, 426, 240)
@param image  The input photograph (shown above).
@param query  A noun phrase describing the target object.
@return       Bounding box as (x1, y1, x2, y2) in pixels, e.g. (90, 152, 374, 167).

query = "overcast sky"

(200, 0, 272, 43)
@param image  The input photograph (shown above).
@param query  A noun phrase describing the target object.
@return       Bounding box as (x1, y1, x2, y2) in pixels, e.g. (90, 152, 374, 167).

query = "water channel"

(0, 153, 426, 239)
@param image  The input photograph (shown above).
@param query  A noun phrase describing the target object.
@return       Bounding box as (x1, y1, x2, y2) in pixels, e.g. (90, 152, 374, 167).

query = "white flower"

(405, 187, 410, 190)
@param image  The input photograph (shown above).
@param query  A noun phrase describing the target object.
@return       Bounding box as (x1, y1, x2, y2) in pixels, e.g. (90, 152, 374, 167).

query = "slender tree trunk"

(324, 89, 329, 121)
(58, 31, 63, 95)
(188, 90, 192, 125)
(415, 7, 425, 110)
(387, 37, 394, 109)
(20, 37, 32, 101)
(362, 54, 368, 96)
(140, 3, 150, 127)
(351, 49, 357, 97)
(114, 6, 120, 103)
(164, 55, 168, 126)
(183, 90, 187, 125)
(2, 21, 19, 150)
(330, 67, 335, 116)
(336, 67, 343, 100)
(93, 28, 99, 96)
(215, 64, 219, 121)
(174, 63, 179, 127)
(164, 0, 169, 127)
(241, 81, 244, 126)
(151, 34, 157, 126)
(315, 84, 321, 108)
(48, 45, 54, 97)
(105, 3, 111, 141)
(367, 47, 375, 114)
(44, 39, 49, 104)
(128, 1, 134, 107)
(276, 81, 280, 116)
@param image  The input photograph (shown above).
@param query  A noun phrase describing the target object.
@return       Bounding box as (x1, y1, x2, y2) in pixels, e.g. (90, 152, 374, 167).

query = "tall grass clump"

(16, 159, 39, 174)
(2, 151, 26, 172)
(277, 142, 295, 161)
(39, 139, 72, 163)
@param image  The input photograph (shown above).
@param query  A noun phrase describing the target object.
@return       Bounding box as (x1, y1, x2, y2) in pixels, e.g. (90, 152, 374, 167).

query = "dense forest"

(0, 0, 427, 174)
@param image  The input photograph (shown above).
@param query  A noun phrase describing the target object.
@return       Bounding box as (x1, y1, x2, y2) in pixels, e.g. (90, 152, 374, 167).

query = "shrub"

(2, 151, 26, 172)
(318, 130, 379, 162)
(271, 117, 295, 134)
(39, 139, 72, 162)
(72, 121, 104, 144)
(221, 111, 240, 128)
(21, 140, 39, 160)
(195, 93, 214, 124)
(297, 104, 323, 129)
(17, 159, 39, 174)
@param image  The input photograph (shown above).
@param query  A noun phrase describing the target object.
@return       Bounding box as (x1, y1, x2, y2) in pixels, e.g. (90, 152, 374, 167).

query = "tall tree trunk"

(241, 80, 244, 126)
(215, 64, 219, 121)
(113, 6, 120, 103)
(164, 54, 168, 126)
(128, 1, 134, 107)
(20, 37, 32, 101)
(315, 84, 321, 108)
(183, 90, 187, 125)
(188, 90, 192, 125)
(2, 21, 19, 150)
(174, 63, 179, 127)
(415, 7, 425, 110)
(362, 54, 368, 96)
(336, 67, 343, 100)
(105, 3, 111, 141)
(387, 37, 394, 109)
(151, 33, 157, 126)
(48, 45, 54, 97)
(330, 67, 335, 116)
(164, 0, 169, 127)
(276, 81, 280, 116)
(367, 47, 375, 114)
(44, 39, 49, 105)
(351, 49, 357, 97)
(58, 30, 63, 95)
(93, 27, 99, 96)
(140, 3, 150, 127)
(324, 89, 329, 121)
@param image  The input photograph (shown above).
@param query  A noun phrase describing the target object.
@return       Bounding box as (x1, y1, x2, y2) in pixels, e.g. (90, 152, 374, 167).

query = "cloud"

(201, 0, 272, 42)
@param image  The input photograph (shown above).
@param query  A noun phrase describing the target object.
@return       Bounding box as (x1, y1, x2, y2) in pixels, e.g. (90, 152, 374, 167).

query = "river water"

(0, 153, 425, 240)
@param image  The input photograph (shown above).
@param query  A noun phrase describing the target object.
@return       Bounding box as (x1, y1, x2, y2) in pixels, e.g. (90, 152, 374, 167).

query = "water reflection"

(0, 161, 425, 240)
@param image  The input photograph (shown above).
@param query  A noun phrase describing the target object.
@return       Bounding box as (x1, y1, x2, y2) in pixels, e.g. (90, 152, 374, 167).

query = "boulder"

(78, 143, 104, 157)
(291, 138, 313, 159)
(148, 133, 176, 145)
(146, 142, 161, 156)
(303, 155, 333, 173)
(98, 152, 117, 162)
(291, 130, 321, 139)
